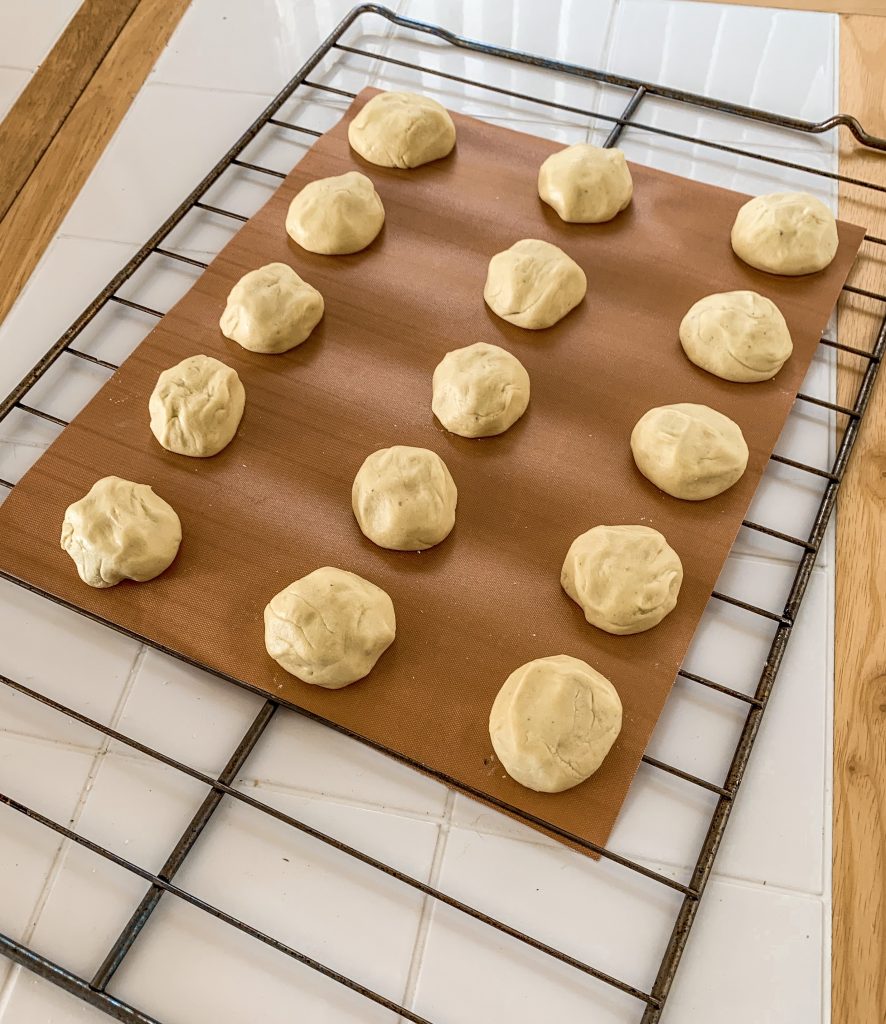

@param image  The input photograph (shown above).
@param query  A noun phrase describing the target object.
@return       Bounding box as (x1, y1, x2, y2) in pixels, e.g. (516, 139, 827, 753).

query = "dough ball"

(538, 144, 633, 223)
(484, 239, 587, 330)
(352, 445, 457, 551)
(285, 171, 384, 255)
(220, 263, 324, 354)
(631, 403, 749, 501)
(264, 567, 395, 688)
(489, 655, 622, 793)
(149, 354, 245, 458)
(432, 342, 530, 438)
(561, 525, 683, 635)
(731, 192, 838, 275)
(348, 91, 456, 169)
(61, 476, 181, 588)
(679, 290, 793, 383)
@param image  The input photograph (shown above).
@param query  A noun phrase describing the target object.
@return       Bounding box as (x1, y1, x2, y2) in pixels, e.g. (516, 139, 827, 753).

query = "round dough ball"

(61, 476, 181, 588)
(538, 144, 633, 223)
(731, 192, 838, 275)
(285, 171, 384, 255)
(220, 263, 324, 353)
(679, 290, 793, 383)
(352, 445, 457, 551)
(432, 342, 530, 438)
(484, 239, 587, 330)
(561, 525, 683, 635)
(631, 403, 749, 501)
(489, 655, 622, 793)
(149, 354, 245, 458)
(348, 91, 456, 169)
(264, 567, 395, 688)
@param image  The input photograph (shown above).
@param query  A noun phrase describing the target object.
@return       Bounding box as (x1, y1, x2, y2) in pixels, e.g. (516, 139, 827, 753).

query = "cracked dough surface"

(538, 144, 633, 224)
(352, 445, 457, 551)
(489, 655, 622, 793)
(264, 566, 396, 688)
(61, 476, 182, 588)
(220, 262, 324, 354)
(285, 171, 384, 255)
(731, 191, 838, 275)
(149, 354, 245, 458)
(348, 91, 456, 169)
(432, 342, 530, 438)
(484, 238, 587, 330)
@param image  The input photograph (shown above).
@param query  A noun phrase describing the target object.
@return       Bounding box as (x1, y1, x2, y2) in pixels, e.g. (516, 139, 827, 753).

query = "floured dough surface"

(149, 354, 245, 458)
(561, 524, 683, 635)
(538, 144, 633, 223)
(489, 655, 622, 793)
(348, 91, 456, 169)
(352, 445, 457, 551)
(731, 192, 838, 275)
(61, 476, 181, 588)
(220, 263, 324, 353)
(484, 239, 587, 329)
(432, 342, 530, 438)
(631, 403, 749, 501)
(285, 171, 385, 255)
(264, 567, 396, 688)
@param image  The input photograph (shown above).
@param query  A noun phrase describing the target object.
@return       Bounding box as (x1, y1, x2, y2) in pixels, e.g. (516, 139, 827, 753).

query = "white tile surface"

(0, 67, 29, 120)
(0, 1, 81, 71)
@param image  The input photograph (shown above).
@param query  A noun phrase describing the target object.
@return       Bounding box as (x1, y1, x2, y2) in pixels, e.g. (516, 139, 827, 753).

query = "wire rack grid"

(0, 6, 884, 1023)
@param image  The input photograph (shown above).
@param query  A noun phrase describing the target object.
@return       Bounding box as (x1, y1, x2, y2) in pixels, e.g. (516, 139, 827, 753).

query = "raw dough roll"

(489, 655, 622, 793)
(61, 476, 181, 588)
(484, 239, 587, 330)
(432, 342, 530, 438)
(285, 171, 384, 255)
(264, 567, 395, 688)
(149, 354, 245, 458)
(538, 144, 633, 223)
(561, 524, 683, 635)
(352, 445, 457, 551)
(731, 192, 838, 275)
(220, 263, 324, 354)
(348, 91, 456, 169)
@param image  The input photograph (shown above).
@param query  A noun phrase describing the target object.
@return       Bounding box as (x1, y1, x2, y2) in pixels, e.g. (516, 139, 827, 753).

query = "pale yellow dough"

(432, 342, 530, 438)
(731, 192, 838, 275)
(538, 144, 633, 223)
(285, 171, 384, 255)
(484, 239, 587, 329)
(489, 655, 622, 793)
(348, 91, 456, 169)
(220, 263, 324, 353)
(61, 476, 181, 588)
(264, 567, 395, 688)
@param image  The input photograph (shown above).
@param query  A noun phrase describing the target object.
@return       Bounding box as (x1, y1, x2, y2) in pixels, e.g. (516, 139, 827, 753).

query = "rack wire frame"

(0, 6, 884, 1022)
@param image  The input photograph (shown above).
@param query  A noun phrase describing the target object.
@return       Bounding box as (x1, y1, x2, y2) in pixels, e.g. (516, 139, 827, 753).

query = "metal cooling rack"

(1, 6, 885, 1022)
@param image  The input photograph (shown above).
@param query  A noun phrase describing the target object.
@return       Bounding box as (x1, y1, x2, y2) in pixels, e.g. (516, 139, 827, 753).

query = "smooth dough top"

(489, 655, 623, 793)
(285, 171, 384, 255)
(149, 354, 245, 458)
(220, 263, 324, 354)
(352, 445, 457, 551)
(731, 192, 838, 275)
(61, 476, 182, 588)
(264, 567, 396, 688)
(631, 403, 749, 501)
(432, 342, 530, 438)
(538, 144, 633, 223)
(484, 239, 587, 330)
(348, 91, 456, 169)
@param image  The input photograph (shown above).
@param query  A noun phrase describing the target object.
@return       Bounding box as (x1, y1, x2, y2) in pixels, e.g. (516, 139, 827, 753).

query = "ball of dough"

(489, 655, 622, 793)
(285, 171, 384, 255)
(432, 342, 530, 438)
(631, 403, 749, 501)
(220, 263, 324, 354)
(484, 239, 587, 330)
(352, 445, 457, 551)
(561, 525, 683, 635)
(149, 354, 245, 458)
(264, 567, 395, 688)
(61, 476, 181, 588)
(731, 192, 838, 275)
(538, 144, 633, 223)
(679, 290, 793, 383)
(348, 91, 456, 169)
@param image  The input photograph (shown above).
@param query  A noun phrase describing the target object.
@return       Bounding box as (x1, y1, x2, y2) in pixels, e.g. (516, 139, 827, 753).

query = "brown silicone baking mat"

(0, 88, 864, 855)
